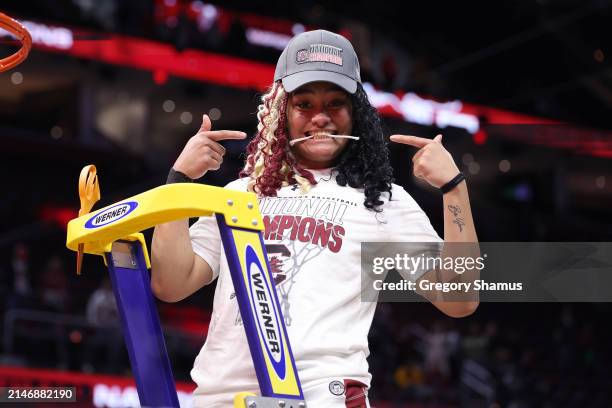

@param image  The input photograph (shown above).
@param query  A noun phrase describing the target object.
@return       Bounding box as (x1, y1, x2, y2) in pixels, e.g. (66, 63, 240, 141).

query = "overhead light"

(468, 161, 480, 175)
(162, 99, 176, 113)
(51, 126, 63, 139)
(498, 160, 511, 173)
(462, 153, 474, 165)
(208, 107, 221, 121)
(180, 111, 193, 125)
(292, 24, 305, 35)
(10, 71, 23, 85)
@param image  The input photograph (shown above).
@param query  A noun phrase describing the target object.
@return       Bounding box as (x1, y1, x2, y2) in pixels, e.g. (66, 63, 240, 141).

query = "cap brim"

(282, 70, 357, 94)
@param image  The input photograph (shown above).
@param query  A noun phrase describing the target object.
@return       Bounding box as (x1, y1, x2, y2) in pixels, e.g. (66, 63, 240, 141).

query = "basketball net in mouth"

(289, 132, 359, 146)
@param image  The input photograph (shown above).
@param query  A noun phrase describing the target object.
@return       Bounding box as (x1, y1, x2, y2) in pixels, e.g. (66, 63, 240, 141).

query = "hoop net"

(0, 11, 32, 72)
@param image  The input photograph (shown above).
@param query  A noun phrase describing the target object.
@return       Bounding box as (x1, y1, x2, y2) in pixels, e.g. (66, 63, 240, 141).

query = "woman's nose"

(311, 111, 331, 127)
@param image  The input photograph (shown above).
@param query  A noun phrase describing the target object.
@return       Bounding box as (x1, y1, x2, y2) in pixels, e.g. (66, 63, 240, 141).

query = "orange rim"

(0, 11, 32, 72)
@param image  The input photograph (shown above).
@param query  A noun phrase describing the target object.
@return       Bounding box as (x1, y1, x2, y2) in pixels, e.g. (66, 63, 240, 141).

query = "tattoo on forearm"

(448, 205, 461, 217)
(448, 205, 466, 232)
(453, 218, 466, 232)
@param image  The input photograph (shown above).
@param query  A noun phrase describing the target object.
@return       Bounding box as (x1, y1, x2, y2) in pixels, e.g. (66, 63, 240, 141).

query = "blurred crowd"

(0, 238, 204, 379)
(369, 303, 611, 407)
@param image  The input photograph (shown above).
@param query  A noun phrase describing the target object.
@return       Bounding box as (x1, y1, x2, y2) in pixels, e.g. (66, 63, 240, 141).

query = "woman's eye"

(329, 99, 347, 108)
(296, 101, 311, 109)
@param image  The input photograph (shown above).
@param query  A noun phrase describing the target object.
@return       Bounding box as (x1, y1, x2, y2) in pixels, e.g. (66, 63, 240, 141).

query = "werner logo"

(85, 202, 138, 229)
(245, 245, 286, 379)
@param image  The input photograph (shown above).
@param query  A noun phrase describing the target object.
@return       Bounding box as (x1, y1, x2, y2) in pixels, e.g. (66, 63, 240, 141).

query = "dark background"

(1, 1, 611, 407)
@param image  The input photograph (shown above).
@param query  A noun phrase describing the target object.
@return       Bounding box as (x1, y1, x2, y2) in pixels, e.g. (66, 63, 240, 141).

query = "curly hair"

(335, 83, 394, 211)
(240, 82, 394, 212)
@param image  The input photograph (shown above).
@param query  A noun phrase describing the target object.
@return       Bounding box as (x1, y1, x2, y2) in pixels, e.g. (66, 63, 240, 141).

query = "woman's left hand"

(390, 134, 460, 189)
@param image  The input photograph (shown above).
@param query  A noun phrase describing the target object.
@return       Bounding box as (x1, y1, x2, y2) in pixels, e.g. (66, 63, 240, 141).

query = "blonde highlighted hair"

(240, 81, 316, 196)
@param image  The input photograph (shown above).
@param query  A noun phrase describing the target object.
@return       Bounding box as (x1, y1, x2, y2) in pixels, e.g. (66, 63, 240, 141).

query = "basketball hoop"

(0, 11, 32, 72)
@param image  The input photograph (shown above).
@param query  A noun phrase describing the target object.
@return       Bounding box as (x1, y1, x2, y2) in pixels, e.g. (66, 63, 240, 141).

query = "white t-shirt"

(188, 168, 442, 405)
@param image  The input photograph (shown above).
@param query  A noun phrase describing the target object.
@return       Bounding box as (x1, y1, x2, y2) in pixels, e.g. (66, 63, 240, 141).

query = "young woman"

(152, 29, 478, 407)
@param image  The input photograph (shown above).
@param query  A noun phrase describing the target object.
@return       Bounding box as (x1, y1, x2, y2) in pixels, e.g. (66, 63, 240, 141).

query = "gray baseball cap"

(274, 29, 361, 94)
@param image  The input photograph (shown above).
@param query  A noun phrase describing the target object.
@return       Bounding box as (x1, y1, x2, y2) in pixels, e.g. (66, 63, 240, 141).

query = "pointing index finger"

(205, 130, 248, 141)
(390, 134, 434, 148)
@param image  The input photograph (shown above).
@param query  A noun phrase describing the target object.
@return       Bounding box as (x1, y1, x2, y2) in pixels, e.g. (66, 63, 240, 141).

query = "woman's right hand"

(172, 114, 247, 179)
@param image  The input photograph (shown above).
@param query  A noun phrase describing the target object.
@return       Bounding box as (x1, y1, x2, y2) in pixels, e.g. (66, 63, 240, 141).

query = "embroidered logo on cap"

(296, 44, 343, 66)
